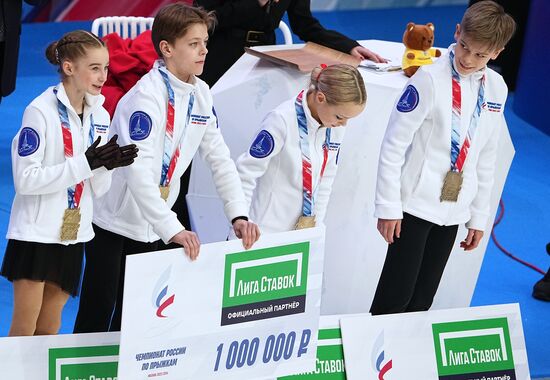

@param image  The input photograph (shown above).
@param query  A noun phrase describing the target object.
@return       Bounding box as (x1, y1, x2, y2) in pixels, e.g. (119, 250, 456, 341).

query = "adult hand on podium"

(350, 46, 388, 63)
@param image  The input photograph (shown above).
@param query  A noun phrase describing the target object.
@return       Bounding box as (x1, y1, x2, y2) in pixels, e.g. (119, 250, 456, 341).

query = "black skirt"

(1, 239, 84, 297)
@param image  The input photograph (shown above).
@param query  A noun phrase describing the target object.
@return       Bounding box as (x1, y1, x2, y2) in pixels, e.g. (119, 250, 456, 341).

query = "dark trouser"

(74, 224, 159, 333)
(370, 213, 459, 315)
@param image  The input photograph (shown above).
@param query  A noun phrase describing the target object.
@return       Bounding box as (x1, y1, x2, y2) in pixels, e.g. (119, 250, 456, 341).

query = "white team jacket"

(93, 60, 248, 243)
(375, 45, 508, 231)
(6, 83, 111, 245)
(237, 92, 344, 234)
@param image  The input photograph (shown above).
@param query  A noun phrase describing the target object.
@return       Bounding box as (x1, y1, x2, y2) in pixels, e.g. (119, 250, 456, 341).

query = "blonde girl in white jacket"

(236, 64, 366, 234)
(1, 30, 137, 336)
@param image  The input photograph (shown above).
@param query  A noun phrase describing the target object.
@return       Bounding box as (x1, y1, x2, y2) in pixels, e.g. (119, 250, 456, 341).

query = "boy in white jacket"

(1, 30, 136, 336)
(370, 1, 516, 315)
(75, 4, 259, 333)
(237, 64, 366, 233)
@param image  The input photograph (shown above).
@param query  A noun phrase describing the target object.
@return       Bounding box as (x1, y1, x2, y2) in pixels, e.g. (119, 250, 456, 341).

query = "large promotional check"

(117, 227, 325, 379)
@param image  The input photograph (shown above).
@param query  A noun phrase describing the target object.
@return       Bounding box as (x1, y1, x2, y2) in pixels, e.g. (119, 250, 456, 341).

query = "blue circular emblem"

(396, 85, 419, 113)
(129, 111, 152, 141)
(249, 130, 274, 159)
(17, 127, 40, 157)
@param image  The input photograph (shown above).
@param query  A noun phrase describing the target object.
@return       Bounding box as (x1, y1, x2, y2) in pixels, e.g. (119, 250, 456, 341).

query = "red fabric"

(101, 30, 158, 117)
(57, 0, 192, 21)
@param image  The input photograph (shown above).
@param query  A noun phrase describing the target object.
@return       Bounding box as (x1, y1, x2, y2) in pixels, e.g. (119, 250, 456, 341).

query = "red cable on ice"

(491, 199, 546, 275)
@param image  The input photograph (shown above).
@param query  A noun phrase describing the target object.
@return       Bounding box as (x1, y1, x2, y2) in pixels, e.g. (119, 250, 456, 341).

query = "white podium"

(187, 40, 514, 315)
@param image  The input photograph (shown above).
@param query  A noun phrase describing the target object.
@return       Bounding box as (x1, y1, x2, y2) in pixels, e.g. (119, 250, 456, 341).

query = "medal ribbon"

(54, 87, 94, 209)
(320, 128, 330, 179)
(295, 90, 330, 217)
(158, 65, 195, 188)
(449, 50, 485, 172)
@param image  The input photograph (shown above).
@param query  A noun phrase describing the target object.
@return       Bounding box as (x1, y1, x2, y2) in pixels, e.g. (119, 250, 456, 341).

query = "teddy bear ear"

(406, 22, 415, 32)
(427, 22, 435, 31)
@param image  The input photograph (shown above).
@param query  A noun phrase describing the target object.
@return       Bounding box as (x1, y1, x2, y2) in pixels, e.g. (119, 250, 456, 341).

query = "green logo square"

(221, 242, 310, 325)
(49, 345, 119, 380)
(432, 318, 516, 379)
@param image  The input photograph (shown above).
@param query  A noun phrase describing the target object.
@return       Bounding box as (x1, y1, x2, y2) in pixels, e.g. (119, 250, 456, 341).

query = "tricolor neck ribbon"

(449, 50, 485, 172)
(158, 65, 195, 187)
(54, 87, 94, 209)
(295, 90, 330, 217)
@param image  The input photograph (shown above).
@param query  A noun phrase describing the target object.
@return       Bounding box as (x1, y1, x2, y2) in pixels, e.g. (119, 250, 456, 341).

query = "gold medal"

(295, 215, 316, 230)
(440, 170, 463, 202)
(159, 185, 170, 201)
(60, 208, 81, 241)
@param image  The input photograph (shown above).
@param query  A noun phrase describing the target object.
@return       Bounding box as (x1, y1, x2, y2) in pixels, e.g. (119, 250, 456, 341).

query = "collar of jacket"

(153, 59, 197, 97)
(54, 81, 105, 118)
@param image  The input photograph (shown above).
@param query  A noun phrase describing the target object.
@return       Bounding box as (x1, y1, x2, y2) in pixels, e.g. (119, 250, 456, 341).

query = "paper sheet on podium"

(359, 58, 402, 72)
(245, 42, 361, 72)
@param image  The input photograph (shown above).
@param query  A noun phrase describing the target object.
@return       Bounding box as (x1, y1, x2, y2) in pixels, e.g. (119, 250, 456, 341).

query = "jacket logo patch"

(396, 85, 419, 113)
(249, 130, 274, 159)
(190, 114, 210, 126)
(129, 111, 152, 141)
(482, 101, 503, 112)
(18, 127, 40, 157)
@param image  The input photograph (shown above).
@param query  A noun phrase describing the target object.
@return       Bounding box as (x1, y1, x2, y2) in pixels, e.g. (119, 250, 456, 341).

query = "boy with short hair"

(75, 3, 260, 333)
(370, 0, 516, 315)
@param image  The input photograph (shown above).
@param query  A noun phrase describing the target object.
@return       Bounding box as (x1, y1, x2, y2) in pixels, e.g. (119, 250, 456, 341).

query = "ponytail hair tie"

(317, 63, 328, 81)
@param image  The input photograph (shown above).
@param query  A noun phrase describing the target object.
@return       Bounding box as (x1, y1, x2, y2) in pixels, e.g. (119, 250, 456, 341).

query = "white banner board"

(340, 304, 530, 380)
(118, 228, 326, 380)
(0, 332, 120, 380)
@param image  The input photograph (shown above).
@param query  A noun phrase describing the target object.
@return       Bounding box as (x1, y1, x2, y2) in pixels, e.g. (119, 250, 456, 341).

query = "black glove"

(104, 143, 139, 170)
(85, 135, 122, 170)
(85, 136, 102, 170)
(85, 136, 117, 170)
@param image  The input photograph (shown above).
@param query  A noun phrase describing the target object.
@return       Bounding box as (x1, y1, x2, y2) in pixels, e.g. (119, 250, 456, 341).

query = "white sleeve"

(116, 90, 184, 244)
(198, 106, 249, 222)
(375, 69, 434, 220)
(89, 166, 112, 198)
(12, 105, 93, 196)
(236, 111, 287, 210)
(315, 131, 343, 223)
(466, 115, 503, 231)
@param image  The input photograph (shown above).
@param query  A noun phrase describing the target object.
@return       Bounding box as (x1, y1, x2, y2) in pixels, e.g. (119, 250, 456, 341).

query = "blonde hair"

(45, 30, 105, 75)
(309, 64, 366, 106)
(152, 3, 216, 57)
(461, 0, 516, 51)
